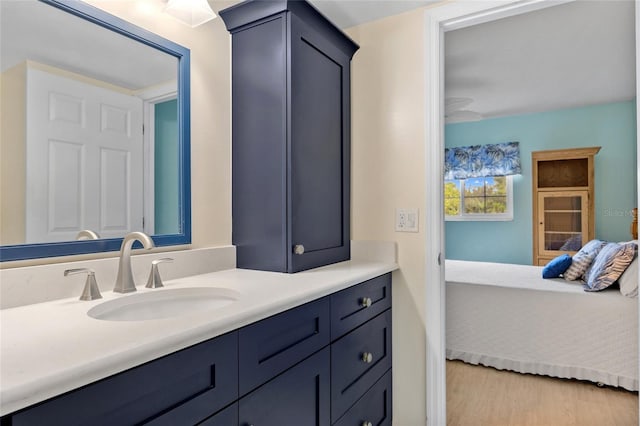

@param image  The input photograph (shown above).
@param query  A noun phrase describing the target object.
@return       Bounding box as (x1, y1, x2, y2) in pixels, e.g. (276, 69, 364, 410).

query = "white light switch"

(395, 208, 419, 232)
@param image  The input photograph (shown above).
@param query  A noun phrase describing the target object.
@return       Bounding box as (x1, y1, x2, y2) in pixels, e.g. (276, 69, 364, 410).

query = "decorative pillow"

(559, 234, 582, 252)
(618, 256, 638, 298)
(542, 254, 572, 278)
(563, 239, 606, 281)
(584, 242, 637, 292)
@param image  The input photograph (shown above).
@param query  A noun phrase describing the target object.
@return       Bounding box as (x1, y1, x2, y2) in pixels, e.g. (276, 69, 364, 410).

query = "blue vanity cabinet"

(10, 332, 239, 426)
(198, 403, 238, 425)
(330, 273, 392, 424)
(3, 273, 392, 426)
(333, 370, 393, 426)
(220, 0, 359, 273)
(239, 297, 330, 396)
(330, 273, 392, 340)
(331, 310, 392, 421)
(238, 347, 331, 426)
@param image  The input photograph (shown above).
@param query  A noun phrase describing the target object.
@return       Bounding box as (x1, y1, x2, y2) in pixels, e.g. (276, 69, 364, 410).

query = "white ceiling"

(444, 0, 636, 122)
(308, 0, 438, 29)
(1, 0, 176, 91)
(3, 0, 633, 120)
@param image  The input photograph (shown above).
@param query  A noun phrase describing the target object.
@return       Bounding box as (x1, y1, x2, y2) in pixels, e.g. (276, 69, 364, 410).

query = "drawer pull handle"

(362, 352, 373, 364)
(360, 297, 372, 308)
(293, 244, 305, 255)
(362, 422, 373, 426)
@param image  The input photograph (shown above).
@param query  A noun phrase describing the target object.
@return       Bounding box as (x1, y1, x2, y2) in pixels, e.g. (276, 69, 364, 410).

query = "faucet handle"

(64, 268, 102, 301)
(146, 258, 173, 289)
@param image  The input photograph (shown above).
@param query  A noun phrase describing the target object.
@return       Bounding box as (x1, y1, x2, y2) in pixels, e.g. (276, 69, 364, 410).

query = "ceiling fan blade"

(445, 97, 473, 114)
(445, 110, 483, 123)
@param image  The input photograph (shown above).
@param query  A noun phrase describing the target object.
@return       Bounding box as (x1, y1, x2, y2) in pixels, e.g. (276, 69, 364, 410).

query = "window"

(445, 176, 513, 221)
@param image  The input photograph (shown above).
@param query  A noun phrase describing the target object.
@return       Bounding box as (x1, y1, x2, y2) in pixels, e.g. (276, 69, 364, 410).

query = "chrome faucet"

(76, 229, 100, 240)
(114, 232, 155, 293)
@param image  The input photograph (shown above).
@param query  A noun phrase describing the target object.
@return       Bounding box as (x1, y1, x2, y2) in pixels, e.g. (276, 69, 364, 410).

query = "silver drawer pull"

(360, 297, 372, 308)
(362, 352, 373, 364)
(362, 422, 373, 426)
(293, 244, 305, 255)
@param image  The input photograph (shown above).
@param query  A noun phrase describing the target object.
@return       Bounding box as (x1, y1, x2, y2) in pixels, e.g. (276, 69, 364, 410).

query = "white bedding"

(446, 260, 639, 391)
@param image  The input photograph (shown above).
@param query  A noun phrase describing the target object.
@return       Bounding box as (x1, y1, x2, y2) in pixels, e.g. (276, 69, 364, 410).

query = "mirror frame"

(0, 0, 191, 262)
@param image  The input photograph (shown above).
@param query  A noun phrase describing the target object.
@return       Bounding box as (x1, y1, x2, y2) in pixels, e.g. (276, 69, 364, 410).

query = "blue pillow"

(542, 254, 573, 278)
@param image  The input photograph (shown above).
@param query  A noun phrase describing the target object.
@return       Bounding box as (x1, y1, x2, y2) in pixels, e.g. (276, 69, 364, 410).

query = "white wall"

(347, 9, 428, 424)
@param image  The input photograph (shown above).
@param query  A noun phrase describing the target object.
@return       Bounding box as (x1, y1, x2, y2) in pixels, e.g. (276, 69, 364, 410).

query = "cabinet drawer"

(239, 296, 330, 395)
(239, 347, 330, 426)
(331, 310, 392, 421)
(333, 370, 392, 426)
(198, 403, 238, 426)
(331, 273, 391, 340)
(13, 332, 238, 426)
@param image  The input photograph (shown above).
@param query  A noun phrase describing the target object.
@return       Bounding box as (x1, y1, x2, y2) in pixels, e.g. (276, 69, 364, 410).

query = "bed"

(445, 259, 639, 391)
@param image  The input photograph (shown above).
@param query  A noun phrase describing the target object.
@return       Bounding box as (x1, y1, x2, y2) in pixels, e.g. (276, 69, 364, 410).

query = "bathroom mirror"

(0, 0, 191, 261)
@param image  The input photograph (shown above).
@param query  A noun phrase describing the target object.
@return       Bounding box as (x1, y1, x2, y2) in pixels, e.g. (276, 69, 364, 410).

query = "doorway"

(425, 1, 640, 424)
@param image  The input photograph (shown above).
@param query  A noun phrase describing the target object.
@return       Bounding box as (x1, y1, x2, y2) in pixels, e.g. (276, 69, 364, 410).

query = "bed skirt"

(446, 349, 638, 391)
(446, 260, 639, 392)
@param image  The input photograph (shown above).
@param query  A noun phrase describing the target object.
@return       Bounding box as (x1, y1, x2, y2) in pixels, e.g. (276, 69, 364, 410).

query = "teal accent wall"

(154, 99, 180, 235)
(445, 101, 637, 265)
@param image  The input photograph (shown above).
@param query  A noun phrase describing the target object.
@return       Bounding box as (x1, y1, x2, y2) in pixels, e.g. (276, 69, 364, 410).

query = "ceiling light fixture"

(165, 0, 217, 28)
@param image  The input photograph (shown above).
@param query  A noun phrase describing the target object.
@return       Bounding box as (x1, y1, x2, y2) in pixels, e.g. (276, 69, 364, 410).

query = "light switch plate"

(395, 208, 419, 232)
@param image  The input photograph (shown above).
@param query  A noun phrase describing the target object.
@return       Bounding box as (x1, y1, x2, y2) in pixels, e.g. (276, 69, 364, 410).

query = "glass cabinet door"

(538, 191, 588, 257)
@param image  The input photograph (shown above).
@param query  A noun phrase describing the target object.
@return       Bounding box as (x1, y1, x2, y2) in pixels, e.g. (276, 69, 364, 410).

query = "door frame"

(422, 0, 640, 424)
(137, 81, 177, 235)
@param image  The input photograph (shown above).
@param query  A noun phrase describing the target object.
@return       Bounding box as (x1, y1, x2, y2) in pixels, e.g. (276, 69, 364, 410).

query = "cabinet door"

(238, 347, 330, 426)
(288, 14, 351, 273)
(239, 297, 330, 396)
(331, 273, 392, 341)
(537, 191, 588, 258)
(12, 332, 238, 426)
(331, 310, 392, 421)
(333, 370, 392, 426)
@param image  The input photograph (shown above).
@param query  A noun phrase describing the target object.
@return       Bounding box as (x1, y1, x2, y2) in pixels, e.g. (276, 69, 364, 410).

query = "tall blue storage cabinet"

(220, 0, 359, 273)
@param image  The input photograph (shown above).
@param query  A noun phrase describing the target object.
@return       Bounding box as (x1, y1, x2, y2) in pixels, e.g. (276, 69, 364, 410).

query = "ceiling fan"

(445, 97, 483, 123)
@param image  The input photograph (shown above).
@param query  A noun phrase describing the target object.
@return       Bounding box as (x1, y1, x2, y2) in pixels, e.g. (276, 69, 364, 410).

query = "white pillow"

(619, 256, 638, 298)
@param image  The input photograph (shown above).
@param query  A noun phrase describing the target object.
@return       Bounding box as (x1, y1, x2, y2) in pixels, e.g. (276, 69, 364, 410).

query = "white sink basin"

(87, 287, 240, 321)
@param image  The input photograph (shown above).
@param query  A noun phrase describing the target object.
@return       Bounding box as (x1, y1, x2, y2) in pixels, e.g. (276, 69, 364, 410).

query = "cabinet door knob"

(360, 297, 372, 308)
(293, 244, 305, 255)
(362, 422, 373, 426)
(362, 352, 373, 364)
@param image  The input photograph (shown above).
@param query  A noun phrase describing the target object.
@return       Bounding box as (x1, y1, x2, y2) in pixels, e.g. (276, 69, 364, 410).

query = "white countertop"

(0, 258, 397, 415)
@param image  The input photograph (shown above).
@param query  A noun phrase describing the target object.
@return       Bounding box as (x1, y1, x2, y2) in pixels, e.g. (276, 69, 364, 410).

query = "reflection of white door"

(25, 67, 143, 243)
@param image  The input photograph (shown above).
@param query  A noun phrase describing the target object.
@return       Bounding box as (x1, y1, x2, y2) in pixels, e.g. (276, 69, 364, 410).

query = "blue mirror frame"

(0, 0, 191, 262)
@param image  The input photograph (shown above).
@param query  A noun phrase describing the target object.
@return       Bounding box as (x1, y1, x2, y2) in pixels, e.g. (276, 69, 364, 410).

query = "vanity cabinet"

(331, 310, 392, 420)
(10, 332, 239, 426)
(238, 348, 331, 426)
(334, 371, 393, 426)
(220, 0, 359, 273)
(4, 274, 392, 426)
(238, 297, 330, 396)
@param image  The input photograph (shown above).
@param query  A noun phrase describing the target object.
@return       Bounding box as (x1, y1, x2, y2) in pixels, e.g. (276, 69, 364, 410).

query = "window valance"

(444, 141, 521, 180)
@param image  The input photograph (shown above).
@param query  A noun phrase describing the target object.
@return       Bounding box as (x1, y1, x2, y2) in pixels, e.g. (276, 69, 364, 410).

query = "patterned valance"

(444, 141, 521, 180)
